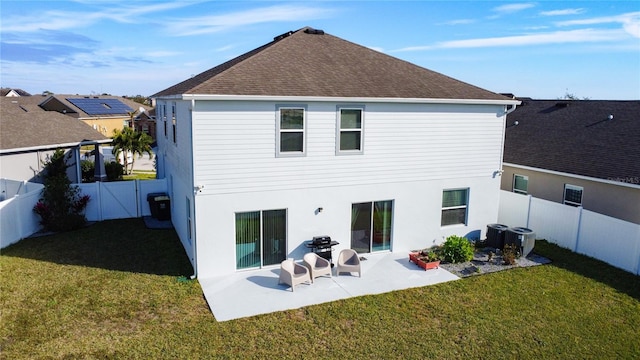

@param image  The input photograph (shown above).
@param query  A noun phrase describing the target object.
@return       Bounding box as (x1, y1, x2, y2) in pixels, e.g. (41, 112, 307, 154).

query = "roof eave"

(503, 162, 640, 189)
(0, 139, 112, 155)
(158, 94, 520, 106)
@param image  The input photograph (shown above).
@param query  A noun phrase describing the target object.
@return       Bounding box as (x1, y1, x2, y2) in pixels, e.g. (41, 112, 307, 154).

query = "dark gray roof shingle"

(503, 99, 640, 183)
(154, 27, 508, 101)
(0, 97, 108, 151)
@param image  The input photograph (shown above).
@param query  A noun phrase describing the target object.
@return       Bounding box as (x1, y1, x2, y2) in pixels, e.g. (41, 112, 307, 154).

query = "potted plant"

(409, 247, 442, 270)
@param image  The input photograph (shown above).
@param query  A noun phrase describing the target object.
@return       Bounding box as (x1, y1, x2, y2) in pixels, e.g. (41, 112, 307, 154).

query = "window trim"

(513, 174, 529, 195)
(563, 184, 583, 207)
(276, 105, 307, 157)
(336, 105, 365, 155)
(441, 188, 469, 227)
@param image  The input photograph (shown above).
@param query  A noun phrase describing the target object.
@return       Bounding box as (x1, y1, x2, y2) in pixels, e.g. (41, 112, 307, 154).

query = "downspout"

(189, 98, 198, 280)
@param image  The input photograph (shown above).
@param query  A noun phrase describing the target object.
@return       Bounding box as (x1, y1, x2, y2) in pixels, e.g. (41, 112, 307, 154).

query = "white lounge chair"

(278, 259, 311, 292)
(336, 249, 361, 277)
(303, 253, 332, 282)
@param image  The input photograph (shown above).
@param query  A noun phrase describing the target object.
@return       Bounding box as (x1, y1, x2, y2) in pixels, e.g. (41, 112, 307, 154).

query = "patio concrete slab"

(199, 252, 459, 321)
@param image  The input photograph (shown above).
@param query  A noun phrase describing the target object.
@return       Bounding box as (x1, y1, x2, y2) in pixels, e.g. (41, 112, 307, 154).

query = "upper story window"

(441, 188, 469, 226)
(563, 184, 583, 207)
(513, 174, 528, 195)
(337, 107, 364, 154)
(162, 104, 167, 138)
(276, 106, 306, 156)
(171, 102, 177, 144)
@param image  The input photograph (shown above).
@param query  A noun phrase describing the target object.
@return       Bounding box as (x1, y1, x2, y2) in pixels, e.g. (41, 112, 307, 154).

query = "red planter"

(409, 252, 440, 270)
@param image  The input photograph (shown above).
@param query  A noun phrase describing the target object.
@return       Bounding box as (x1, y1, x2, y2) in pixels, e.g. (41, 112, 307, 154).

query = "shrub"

(503, 243, 520, 265)
(105, 161, 124, 181)
(441, 235, 474, 263)
(81, 160, 95, 183)
(33, 149, 90, 232)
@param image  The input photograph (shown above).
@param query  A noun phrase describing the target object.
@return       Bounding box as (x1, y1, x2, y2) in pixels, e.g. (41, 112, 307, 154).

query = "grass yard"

(122, 171, 156, 181)
(1, 219, 639, 359)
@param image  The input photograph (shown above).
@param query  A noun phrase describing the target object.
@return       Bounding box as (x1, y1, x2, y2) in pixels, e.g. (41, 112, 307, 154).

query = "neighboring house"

(38, 94, 151, 137)
(130, 108, 157, 141)
(1, 88, 32, 97)
(0, 97, 110, 183)
(152, 27, 519, 279)
(501, 98, 640, 224)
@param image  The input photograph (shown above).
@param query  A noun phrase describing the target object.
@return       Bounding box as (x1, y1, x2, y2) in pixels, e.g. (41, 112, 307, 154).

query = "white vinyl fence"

(499, 190, 640, 275)
(0, 179, 44, 249)
(78, 178, 167, 221)
(1, 178, 168, 249)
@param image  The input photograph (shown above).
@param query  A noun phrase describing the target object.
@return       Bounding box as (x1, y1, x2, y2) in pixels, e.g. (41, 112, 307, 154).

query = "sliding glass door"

(235, 209, 287, 270)
(350, 200, 393, 253)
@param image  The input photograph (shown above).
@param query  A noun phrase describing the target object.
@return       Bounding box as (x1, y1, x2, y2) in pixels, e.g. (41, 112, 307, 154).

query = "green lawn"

(1, 219, 639, 359)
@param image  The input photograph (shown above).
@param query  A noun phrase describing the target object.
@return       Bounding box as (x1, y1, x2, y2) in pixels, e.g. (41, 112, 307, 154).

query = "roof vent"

(304, 28, 325, 35)
(273, 31, 294, 41)
(555, 102, 569, 108)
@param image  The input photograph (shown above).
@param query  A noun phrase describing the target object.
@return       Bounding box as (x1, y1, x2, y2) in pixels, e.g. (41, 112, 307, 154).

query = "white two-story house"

(152, 27, 519, 279)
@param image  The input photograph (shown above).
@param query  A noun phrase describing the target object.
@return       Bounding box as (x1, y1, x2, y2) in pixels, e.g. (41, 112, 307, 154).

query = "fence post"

(573, 206, 583, 253)
(525, 194, 532, 228)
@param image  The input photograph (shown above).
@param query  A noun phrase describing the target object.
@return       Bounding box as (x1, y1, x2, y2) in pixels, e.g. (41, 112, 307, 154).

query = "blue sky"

(2, 1, 639, 99)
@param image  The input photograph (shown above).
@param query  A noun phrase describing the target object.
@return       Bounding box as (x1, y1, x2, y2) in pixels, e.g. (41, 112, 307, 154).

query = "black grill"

(306, 236, 339, 266)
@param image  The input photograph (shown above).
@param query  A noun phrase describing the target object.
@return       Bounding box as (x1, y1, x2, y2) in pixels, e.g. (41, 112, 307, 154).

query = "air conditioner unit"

(505, 227, 536, 257)
(486, 223, 509, 249)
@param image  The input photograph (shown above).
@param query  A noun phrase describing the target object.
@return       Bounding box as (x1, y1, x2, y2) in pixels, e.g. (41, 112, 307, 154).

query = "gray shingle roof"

(154, 27, 508, 101)
(503, 99, 640, 183)
(0, 96, 108, 151)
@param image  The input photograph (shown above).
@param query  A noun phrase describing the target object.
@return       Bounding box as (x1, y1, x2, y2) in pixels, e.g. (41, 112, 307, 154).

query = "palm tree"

(111, 127, 153, 174)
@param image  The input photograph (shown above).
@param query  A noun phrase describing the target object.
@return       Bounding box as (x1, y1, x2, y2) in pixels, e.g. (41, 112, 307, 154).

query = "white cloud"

(540, 8, 585, 16)
(492, 3, 536, 14)
(441, 19, 476, 26)
(556, 11, 640, 38)
(167, 4, 336, 36)
(1, 2, 192, 32)
(394, 28, 629, 51)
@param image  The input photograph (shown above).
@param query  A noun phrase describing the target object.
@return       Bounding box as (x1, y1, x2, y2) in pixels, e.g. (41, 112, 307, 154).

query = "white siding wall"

(155, 99, 196, 268)
(192, 101, 504, 193)
(184, 100, 507, 278)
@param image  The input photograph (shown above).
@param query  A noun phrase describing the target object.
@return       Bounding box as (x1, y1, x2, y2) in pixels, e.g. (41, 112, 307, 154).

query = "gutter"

(0, 139, 112, 155)
(162, 94, 521, 106)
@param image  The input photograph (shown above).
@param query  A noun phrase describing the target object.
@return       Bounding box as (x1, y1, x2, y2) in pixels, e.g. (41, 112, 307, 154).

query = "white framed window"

(276, 105, 306, 156)
(563, 184, 583, 207)
(513, 174, 528, 194)
(441, 188, 469, 226)
(336, 106, 364, 154)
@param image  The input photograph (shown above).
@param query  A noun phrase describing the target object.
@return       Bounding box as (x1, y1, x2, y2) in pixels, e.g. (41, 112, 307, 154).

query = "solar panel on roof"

(66, 98, 133, 116)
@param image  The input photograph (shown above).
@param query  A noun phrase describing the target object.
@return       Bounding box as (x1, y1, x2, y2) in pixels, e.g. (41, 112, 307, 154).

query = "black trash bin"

(147, 192, 171, 220)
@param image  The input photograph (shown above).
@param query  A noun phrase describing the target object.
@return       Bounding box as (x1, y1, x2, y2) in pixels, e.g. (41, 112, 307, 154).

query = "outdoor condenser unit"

(505, 227, 536, 257)
(486, 223, 509, 249)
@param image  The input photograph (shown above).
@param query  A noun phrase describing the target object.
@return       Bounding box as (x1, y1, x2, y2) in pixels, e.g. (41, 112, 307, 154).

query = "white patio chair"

(278, 259, 311, 292)
(336, 249, 361, 277)
(303, 253, 332, 282)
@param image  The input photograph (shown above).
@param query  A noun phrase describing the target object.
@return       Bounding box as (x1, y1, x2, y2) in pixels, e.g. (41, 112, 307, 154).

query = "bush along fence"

(0, 178, 168, 249)
(499, 190, 640, 276)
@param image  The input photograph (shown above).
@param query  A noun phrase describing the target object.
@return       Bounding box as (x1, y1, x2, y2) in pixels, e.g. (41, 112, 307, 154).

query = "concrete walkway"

(199, 252, 459, 321)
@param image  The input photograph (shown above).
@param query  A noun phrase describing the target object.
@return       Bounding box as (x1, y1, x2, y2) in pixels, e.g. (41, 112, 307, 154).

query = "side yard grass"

(1, 219, 638, 359)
